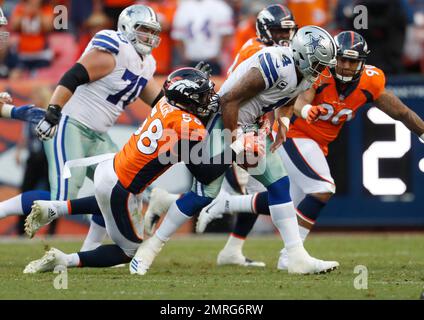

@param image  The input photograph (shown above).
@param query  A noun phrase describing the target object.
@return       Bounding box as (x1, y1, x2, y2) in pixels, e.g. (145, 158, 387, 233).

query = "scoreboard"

(319, 75, 424, 228)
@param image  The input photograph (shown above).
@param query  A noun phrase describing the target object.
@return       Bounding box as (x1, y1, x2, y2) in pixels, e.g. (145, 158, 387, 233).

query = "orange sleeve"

(369, 67, 386, 100)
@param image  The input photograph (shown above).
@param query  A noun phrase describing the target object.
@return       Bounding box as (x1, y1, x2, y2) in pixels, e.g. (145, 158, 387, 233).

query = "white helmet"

(0, 7, 9, 48)
(291, 25, 337, 83)
(117, 5, 161, 56)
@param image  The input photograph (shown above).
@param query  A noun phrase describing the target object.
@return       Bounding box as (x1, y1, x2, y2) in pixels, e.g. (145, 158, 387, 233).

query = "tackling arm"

(375, 90, 424, 140)
(138, 78, 163, 108)
(294, 87, 317, 118)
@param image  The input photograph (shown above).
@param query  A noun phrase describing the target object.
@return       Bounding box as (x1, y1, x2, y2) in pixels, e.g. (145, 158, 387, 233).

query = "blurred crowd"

(0, 0, 424, 81)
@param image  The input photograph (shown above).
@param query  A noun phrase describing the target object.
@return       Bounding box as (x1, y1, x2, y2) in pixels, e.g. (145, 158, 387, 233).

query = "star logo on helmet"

(306, 34, 325, 53)
(127, 8, 135, 16)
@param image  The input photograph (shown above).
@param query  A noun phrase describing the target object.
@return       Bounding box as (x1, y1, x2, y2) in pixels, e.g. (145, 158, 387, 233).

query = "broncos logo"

(168, 79, 200, 95)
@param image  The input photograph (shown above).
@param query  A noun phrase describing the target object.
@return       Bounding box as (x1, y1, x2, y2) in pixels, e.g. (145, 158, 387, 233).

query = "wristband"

(230, 139, 244, 155)
(1, 104, 14, 118)
(279, 116, 290, 131)
(301, 104, 313, 120)
(45, 104, 62, 125)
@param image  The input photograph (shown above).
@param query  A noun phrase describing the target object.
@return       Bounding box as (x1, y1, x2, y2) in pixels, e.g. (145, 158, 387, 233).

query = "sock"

(69, 196, 102, 215)
(252, 191, 270, 215)
(65, 253, 81, 267)
(80, 218, 107, 252)
(78, 244, 131, 267)
(227, 194, 254, 213)
(267, 177, 302, 250)
(299, 225, 310, 242)
(155, 191, 212, 241)
(232, 212, 258, 238)
(155, 201, 191, 242)
(0, 190, 50, 219)
(222, 234, 245, 254)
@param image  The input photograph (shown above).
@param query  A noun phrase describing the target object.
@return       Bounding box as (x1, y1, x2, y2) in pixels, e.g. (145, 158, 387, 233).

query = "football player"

(23, 67, 261, 272)
(0, 5, 163, 251)
(143, 4, 298, 268)
(192, 31, 424, 270)
(130, 26, 341, 276)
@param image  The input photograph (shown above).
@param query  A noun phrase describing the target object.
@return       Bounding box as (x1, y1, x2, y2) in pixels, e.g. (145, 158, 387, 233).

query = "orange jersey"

(11, 4, 54, 54)
(232, 18, 257, 59)
(287, 0, 331, 27)
(143, 0, 177, 74)
(288, 65, 386, 155)
(114, 98, 207, 194)
(227, 37, 266, 75)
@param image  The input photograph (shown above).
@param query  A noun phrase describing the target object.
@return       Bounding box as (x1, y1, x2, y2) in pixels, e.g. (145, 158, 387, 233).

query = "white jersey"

(218, 46, 310, 126)
(62, 30, 156, 133)
(171, 0, 234, 61)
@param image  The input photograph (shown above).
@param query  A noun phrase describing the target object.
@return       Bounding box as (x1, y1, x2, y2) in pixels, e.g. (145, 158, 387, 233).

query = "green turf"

(0, 234, 423, 300)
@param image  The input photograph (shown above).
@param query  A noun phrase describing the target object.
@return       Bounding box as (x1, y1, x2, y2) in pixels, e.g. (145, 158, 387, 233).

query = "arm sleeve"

(176, 140, 237, 185)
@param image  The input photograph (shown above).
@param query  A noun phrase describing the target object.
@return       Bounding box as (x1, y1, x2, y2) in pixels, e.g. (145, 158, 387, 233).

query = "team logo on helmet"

(168, 80, 200, 94)
(306, 34, 326, 53)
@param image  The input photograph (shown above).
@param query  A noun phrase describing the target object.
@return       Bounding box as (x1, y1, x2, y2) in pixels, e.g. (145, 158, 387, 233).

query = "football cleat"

(23, 248, 67, 274)
(287, 246, 339, 274)
(144, 188, 179, 236)
(196, 193, 229, 233)
(130, 234, 164, 275)
(217, 249, 266, 268)
(25, 201, 62, 238)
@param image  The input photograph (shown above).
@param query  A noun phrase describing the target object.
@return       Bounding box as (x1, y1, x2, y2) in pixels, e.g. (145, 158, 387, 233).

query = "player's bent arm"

(138, 78, 164, 107)
(178, 133, 262, 185)
(375, 90, 424, 139)
(220, 67, 266, 138)
(294, 87, 317, 118)
(36, 49, 116, 140)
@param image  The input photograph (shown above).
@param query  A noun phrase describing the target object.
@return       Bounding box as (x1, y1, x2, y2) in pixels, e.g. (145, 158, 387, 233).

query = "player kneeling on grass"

(23, 67, 264, 273)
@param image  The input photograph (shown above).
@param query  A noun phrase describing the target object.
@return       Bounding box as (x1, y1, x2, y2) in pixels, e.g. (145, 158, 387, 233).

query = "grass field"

(0, 233, 423, 300)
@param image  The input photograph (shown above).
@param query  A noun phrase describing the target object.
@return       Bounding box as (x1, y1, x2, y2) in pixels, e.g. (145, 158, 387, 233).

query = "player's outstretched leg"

(266, 177, 338, 274)
(130, 191, 212, 275)
(24, 200, 68, 238)
(24, 196, 102, 238)
(278, 193, 330, 270)
(23, 244, 131, 273)
(144, 187, 180, 236)
(0, 190, 51, 220)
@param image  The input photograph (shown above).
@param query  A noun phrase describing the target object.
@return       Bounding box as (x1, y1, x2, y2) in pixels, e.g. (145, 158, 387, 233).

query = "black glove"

(35, 104, 62, 141)
(195, 61, 212, 77)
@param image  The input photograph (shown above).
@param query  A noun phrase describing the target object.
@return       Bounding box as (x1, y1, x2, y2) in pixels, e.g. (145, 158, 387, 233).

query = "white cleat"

(23, 248, 67, 274)
(286, 246, 339, 275)
(277, 248, 288, 270)
(144, 188, 178, 236)
(217, 249, 266, 268)
(196, 193, 229, 233)
(130, 234, 165, 275)
(24, 201, 62, 238)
